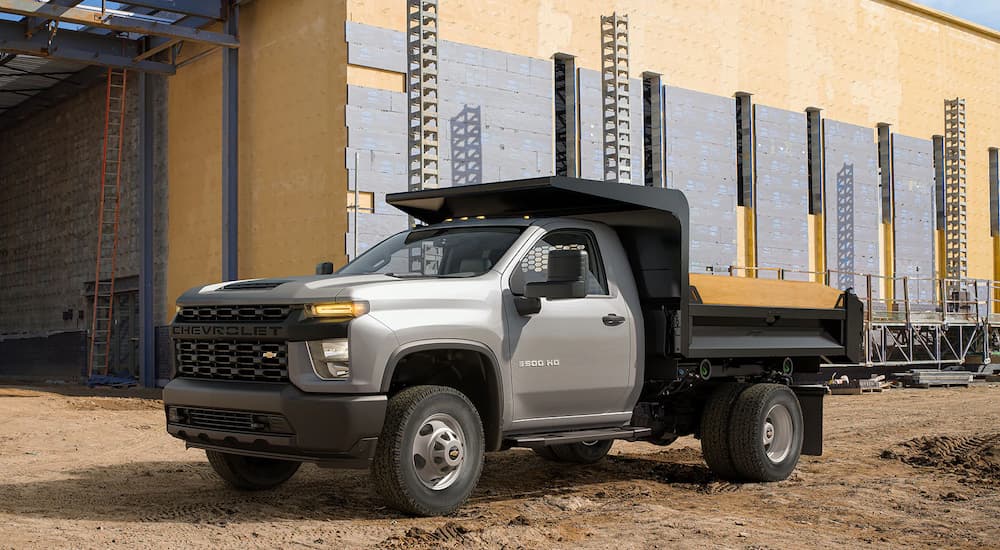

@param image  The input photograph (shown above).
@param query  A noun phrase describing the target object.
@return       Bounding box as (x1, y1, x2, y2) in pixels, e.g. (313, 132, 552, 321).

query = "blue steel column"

(222, 2, 239, 281)
(138, 72, 156, 387)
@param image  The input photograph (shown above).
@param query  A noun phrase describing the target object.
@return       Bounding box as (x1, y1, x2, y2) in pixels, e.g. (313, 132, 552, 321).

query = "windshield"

(338, 226, 524, 277)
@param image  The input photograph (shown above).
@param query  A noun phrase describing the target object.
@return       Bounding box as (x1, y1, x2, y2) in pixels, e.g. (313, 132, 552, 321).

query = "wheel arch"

(381, 339, 505, 451)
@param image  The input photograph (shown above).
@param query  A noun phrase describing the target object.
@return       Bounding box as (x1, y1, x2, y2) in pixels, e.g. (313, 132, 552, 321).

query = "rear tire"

(551, 440, 613, 464)
(728, 384, 804, 482)
(700, 383, 747, 480)
(205, 450, 300, 490)
(372, 385, 485, 516)
(532, 446, 561, 461)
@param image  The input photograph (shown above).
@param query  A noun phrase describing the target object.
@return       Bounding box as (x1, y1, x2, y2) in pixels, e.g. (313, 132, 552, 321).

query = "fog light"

(326, 362, 351, 378)
(167, 407, 185, 423)
(307, 338, 351, 380)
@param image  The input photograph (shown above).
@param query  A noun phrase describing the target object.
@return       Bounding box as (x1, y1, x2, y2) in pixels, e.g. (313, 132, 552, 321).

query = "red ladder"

(87, 68, 128, 378)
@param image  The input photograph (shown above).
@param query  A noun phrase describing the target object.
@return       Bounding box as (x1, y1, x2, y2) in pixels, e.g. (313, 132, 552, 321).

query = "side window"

(511, 230, 609, 296)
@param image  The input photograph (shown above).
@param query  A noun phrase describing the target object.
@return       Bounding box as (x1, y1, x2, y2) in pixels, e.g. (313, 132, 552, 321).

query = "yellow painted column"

(881, 221, 895, 304)
(994, 236, 1000, 313)
(736, 206, 756, 277)
(808, 213, 825, 283)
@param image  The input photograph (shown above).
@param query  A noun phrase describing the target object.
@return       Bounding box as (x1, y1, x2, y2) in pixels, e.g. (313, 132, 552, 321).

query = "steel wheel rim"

(762, 403, 793, 464)
(412, 412, 466, 491)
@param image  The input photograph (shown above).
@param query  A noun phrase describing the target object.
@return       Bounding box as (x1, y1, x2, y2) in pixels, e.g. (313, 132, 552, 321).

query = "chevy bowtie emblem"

(262, 351, 278, 359)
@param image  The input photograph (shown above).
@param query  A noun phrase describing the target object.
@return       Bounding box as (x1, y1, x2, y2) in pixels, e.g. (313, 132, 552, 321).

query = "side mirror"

(525, 249, 587, 299)
(316, 261, 335, 275)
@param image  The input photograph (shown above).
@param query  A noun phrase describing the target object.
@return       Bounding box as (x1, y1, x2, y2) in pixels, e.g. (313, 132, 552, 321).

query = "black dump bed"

(388, 177, 863, 364)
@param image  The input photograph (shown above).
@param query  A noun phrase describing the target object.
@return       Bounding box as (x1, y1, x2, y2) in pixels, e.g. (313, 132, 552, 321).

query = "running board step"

(508, 426, 651, 448)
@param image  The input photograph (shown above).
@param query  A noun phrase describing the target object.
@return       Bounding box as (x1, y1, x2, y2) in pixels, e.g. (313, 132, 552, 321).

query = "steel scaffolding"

(601, 13, 630, 184)
(726, 266, 996, 372)
(944, 98, 968, 279)
(407, 0, 440, 194)
(406, 0, 440, 273)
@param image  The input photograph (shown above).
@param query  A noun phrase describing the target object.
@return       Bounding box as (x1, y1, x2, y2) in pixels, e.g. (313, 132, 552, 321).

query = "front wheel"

(728, 384, 804, 482)
(372, 385, 485, 516)
(205, 450, 301, 490)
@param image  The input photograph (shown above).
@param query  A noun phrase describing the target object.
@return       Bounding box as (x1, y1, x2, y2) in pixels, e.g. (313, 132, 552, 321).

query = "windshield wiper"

(384, 272, 431, 278)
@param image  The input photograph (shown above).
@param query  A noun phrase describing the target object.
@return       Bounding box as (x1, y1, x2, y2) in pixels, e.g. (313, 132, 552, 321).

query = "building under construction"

(0, 0, 999, 386)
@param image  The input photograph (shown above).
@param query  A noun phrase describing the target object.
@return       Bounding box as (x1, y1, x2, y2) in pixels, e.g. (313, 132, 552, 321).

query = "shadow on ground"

(0, 383, 162, 400)
(0, 448, 729, 522)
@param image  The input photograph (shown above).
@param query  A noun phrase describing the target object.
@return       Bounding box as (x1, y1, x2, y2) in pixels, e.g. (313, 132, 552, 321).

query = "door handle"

(602, 314, 625, 327)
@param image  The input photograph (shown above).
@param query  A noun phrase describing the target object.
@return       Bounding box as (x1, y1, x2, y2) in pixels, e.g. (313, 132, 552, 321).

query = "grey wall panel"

(823, 121, 880, 297)
(664, 85, 738, 273)
(754, 105, 809, 276)
(892, 134, 936, 305)
(345, 23, 556, 247)
(578, 69, 603, 180)
(345, 21, 406, 72)
(576, 69, 644, 184)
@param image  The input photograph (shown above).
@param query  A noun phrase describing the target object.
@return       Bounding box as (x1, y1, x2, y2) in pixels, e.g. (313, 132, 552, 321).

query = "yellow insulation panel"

(690, 273, 844, 309)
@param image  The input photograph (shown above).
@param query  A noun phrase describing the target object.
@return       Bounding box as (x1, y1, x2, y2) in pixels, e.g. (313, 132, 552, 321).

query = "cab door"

(503, 227, 632, 430)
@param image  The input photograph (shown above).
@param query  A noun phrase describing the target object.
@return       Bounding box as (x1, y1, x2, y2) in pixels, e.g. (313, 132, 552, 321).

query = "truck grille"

(176, 305, 292, 323)
(174, 340, 288, 382)
(171, 407, 293, 434)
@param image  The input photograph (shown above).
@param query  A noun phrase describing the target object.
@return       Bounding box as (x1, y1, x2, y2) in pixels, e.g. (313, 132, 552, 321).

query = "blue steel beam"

(0, 0, 238, 48)
(0, 19, 175, 74)
(122, 0, 224, 20)
(24, 0, 84, 36)
(221, 1, 238, 281)
(139, 71, 157, 387)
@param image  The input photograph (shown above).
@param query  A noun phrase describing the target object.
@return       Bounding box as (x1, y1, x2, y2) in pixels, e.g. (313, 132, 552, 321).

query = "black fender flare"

(380, 339, 505, 451)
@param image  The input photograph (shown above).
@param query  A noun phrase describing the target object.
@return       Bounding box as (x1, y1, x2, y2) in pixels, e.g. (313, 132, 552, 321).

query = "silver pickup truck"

(164, 177, 863, 516)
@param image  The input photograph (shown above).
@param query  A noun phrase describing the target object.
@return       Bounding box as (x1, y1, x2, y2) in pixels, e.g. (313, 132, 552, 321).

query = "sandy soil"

(1, 384, 999, 549)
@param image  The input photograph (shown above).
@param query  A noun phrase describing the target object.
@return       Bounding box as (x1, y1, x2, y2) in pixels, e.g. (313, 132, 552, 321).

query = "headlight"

(304, 301, 369, 321)
(307, 338, 351, 380)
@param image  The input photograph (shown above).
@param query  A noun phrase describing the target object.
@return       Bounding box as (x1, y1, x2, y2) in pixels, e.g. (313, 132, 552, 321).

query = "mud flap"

(791, 384, 827, 456)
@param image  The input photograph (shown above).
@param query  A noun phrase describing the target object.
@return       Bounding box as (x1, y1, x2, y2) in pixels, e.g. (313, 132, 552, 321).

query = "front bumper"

(163, 378, 387, 467)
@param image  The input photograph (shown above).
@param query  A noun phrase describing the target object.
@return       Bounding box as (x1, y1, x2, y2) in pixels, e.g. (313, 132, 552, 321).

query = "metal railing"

(721, 265, 994, 326)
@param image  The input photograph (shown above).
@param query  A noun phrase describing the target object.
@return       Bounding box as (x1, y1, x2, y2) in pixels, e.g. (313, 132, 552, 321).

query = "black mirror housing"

(524, 280, 585, 299)
(523, 249, 587, 300)
(316, 261, 335, 275)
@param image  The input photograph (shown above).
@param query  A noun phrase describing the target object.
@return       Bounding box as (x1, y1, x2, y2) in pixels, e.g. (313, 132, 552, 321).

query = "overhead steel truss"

(0, 1, 242, 388)
(0, 0, 236, 77)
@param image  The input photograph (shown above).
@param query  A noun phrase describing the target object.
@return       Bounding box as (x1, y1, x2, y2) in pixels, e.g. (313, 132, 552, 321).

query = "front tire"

(205, 450, 301, 490)
(373, 385, 485, 516)
(728, 384, 804, 482)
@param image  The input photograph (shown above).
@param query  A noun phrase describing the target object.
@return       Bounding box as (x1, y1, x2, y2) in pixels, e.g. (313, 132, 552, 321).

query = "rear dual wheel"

(700, 383, 803, 482)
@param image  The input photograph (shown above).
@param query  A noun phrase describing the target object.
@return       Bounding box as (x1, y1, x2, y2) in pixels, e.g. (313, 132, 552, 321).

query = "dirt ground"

(1, 384, 999, 549)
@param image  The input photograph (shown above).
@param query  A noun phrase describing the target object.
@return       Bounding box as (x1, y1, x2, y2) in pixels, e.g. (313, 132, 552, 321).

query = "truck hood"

(175, 273, 495, 305)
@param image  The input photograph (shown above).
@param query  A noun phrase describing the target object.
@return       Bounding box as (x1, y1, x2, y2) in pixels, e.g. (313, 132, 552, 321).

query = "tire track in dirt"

(882, 433, 1000, 482)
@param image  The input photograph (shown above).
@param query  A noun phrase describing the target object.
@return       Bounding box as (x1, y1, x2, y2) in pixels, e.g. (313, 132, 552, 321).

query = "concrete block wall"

(577, 68, 644, 184)
(892, 134, 936, 304)
(345, 22, 554, 255)
(0, 75, 168, 338)
(754, 105, 810, 277)
(823, 120, 880, 297)
(664, 86, 738, 273)
(345, 22, 943, 291)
